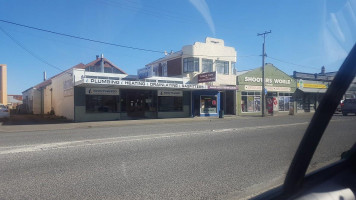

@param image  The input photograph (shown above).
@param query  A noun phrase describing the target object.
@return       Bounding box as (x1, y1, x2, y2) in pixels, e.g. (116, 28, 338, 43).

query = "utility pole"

(257, 30, 271, 117)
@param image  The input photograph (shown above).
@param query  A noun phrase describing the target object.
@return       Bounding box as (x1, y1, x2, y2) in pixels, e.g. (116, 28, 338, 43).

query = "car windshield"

(0, 0, 355, 199)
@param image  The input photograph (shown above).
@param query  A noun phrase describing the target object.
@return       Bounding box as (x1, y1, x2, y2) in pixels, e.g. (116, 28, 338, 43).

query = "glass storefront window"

(241, 92, 261, 112)
(158, 96, 183, 111)
(200, 95, 217, 114)
(86, 95, 119, 113)
(278, 94, 292, 111)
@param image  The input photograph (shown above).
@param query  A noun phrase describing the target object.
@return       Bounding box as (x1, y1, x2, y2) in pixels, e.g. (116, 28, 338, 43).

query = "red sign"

(198, 71, 216, 83)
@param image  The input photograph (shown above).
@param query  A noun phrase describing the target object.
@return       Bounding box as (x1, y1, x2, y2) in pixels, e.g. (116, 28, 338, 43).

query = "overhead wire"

(0, 26, 64, 72)
(0, 19, 165, 54)
(267, 56, 320, 70)
(1, 19, 321, 73)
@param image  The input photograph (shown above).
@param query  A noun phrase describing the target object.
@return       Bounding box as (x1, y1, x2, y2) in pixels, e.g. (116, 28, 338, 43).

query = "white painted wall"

(32, 89, 41, 114)
(43, 85, 52, 114)
(181, 37, 237, 86)
(146, 37, 237, 86)
(51, 70, 74, 120)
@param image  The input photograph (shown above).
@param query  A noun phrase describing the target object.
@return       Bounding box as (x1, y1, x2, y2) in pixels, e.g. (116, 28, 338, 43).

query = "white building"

(23, 38, 239, 121)
(142, 37, 238, 116)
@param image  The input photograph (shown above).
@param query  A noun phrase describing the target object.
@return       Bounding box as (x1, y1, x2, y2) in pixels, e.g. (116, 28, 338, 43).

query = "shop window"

(86, 95, 119, 113)
(183, 57, 199, 73)
(202, 59, 213, 73)
(145, 94, 157, 112)
(241, 92, 261, 112)
(200, 95, 217, 114)
(216, 60, 229, 75)
(278, 94, 292, 111)
(158, 96, 183, 111)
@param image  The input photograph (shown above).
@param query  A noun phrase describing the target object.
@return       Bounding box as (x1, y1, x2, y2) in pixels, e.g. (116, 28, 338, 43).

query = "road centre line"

(0, 119, 347, 155)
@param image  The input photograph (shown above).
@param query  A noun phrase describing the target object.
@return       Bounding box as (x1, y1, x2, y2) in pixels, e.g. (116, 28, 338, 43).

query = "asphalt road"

(0, 114, 355, 199)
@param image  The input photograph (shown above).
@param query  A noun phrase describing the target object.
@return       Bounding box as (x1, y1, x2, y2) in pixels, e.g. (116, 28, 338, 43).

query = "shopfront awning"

(298, 88, 327, 93)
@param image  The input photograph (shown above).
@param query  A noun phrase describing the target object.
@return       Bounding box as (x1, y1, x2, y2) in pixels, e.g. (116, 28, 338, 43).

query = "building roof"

(8, 95, 23, 101)
(236, 70, 252, 76)
(8, 95, 22, 103)
(23, 63, 86, 93)
(146, 51, 183, 66)
(22, 57, 128, 93)
(85, 58, 127, 74)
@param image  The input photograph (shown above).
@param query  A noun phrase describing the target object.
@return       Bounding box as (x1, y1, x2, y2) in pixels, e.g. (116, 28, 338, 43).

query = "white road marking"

(0, 121, 320, 155)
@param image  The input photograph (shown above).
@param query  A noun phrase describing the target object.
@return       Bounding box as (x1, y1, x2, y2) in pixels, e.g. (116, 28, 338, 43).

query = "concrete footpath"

(0, 113, 313, 133)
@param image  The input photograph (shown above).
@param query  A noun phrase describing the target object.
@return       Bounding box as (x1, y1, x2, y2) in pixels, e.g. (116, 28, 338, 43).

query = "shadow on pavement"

(0, 114, 72, 126)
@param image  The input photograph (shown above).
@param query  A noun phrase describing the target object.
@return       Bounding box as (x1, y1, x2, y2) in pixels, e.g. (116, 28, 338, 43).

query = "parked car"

(336, 99, 344, 112)
(0, 104, 10, 119)
(341, 99, 356, 116)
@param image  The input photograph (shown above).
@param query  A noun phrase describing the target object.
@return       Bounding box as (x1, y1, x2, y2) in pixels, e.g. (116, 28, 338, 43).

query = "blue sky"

(1, 0, 355, 94)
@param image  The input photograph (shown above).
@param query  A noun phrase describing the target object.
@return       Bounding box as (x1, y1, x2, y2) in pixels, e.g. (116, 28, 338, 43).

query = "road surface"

(0, 114, 355, 199)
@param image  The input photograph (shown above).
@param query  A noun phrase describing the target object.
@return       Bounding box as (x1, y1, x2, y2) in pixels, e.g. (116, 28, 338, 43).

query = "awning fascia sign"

(82, 78, 207, 90)
(244, 85, 291, 92)
(298, 88, 327, 93)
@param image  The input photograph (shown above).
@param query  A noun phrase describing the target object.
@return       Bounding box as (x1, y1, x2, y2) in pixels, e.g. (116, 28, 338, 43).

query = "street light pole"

(257, 30, 271, 117)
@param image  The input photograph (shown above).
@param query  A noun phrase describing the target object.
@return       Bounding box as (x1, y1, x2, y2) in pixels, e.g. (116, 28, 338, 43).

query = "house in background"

(7, 95, 22, 109)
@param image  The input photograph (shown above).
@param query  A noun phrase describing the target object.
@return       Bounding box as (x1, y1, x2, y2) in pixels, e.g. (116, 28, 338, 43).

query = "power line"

(0, 26, 64, 72)
(0, 19, 165, 54)
(267, 56, 320, 70)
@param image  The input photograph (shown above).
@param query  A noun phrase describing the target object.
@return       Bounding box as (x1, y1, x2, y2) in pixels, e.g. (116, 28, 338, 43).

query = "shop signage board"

(244, 85, 291, 92)
(244, 76, 292, 85)
(198, 71, 216, 83)
(158, 90, 183, 96)
(208, 85, 238, 90)
(85, 88, 120, 95)
(83, 78, 207, 89)
(238, 65, 297, 93)
(293, 72, 316, 80)
(297, 82, 327, 89)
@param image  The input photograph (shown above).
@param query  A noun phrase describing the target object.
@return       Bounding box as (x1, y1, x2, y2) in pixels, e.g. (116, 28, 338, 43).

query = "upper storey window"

(216, 60, 229, 75)
(183, 57, 199, 73)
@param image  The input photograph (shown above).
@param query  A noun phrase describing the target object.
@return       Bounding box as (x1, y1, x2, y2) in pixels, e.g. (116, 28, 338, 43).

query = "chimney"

(96, 55, 99, 60)
(100, 54, 104, 73)
(321, 66, 325, 74)
(43, 71, 47, 81)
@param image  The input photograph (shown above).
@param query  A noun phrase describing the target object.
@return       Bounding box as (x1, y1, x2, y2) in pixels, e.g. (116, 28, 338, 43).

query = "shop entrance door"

(225, 90, 235, 115)
(126, 92, 145, 118)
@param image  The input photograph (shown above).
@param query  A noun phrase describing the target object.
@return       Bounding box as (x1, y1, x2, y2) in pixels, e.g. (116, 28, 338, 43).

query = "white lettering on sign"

(158, 90, 183, 96)
(83, 78, 207, 89)
(244, 77, 291, 85)
(273, 79, 291, 84)
(85, 88, 120, 95)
